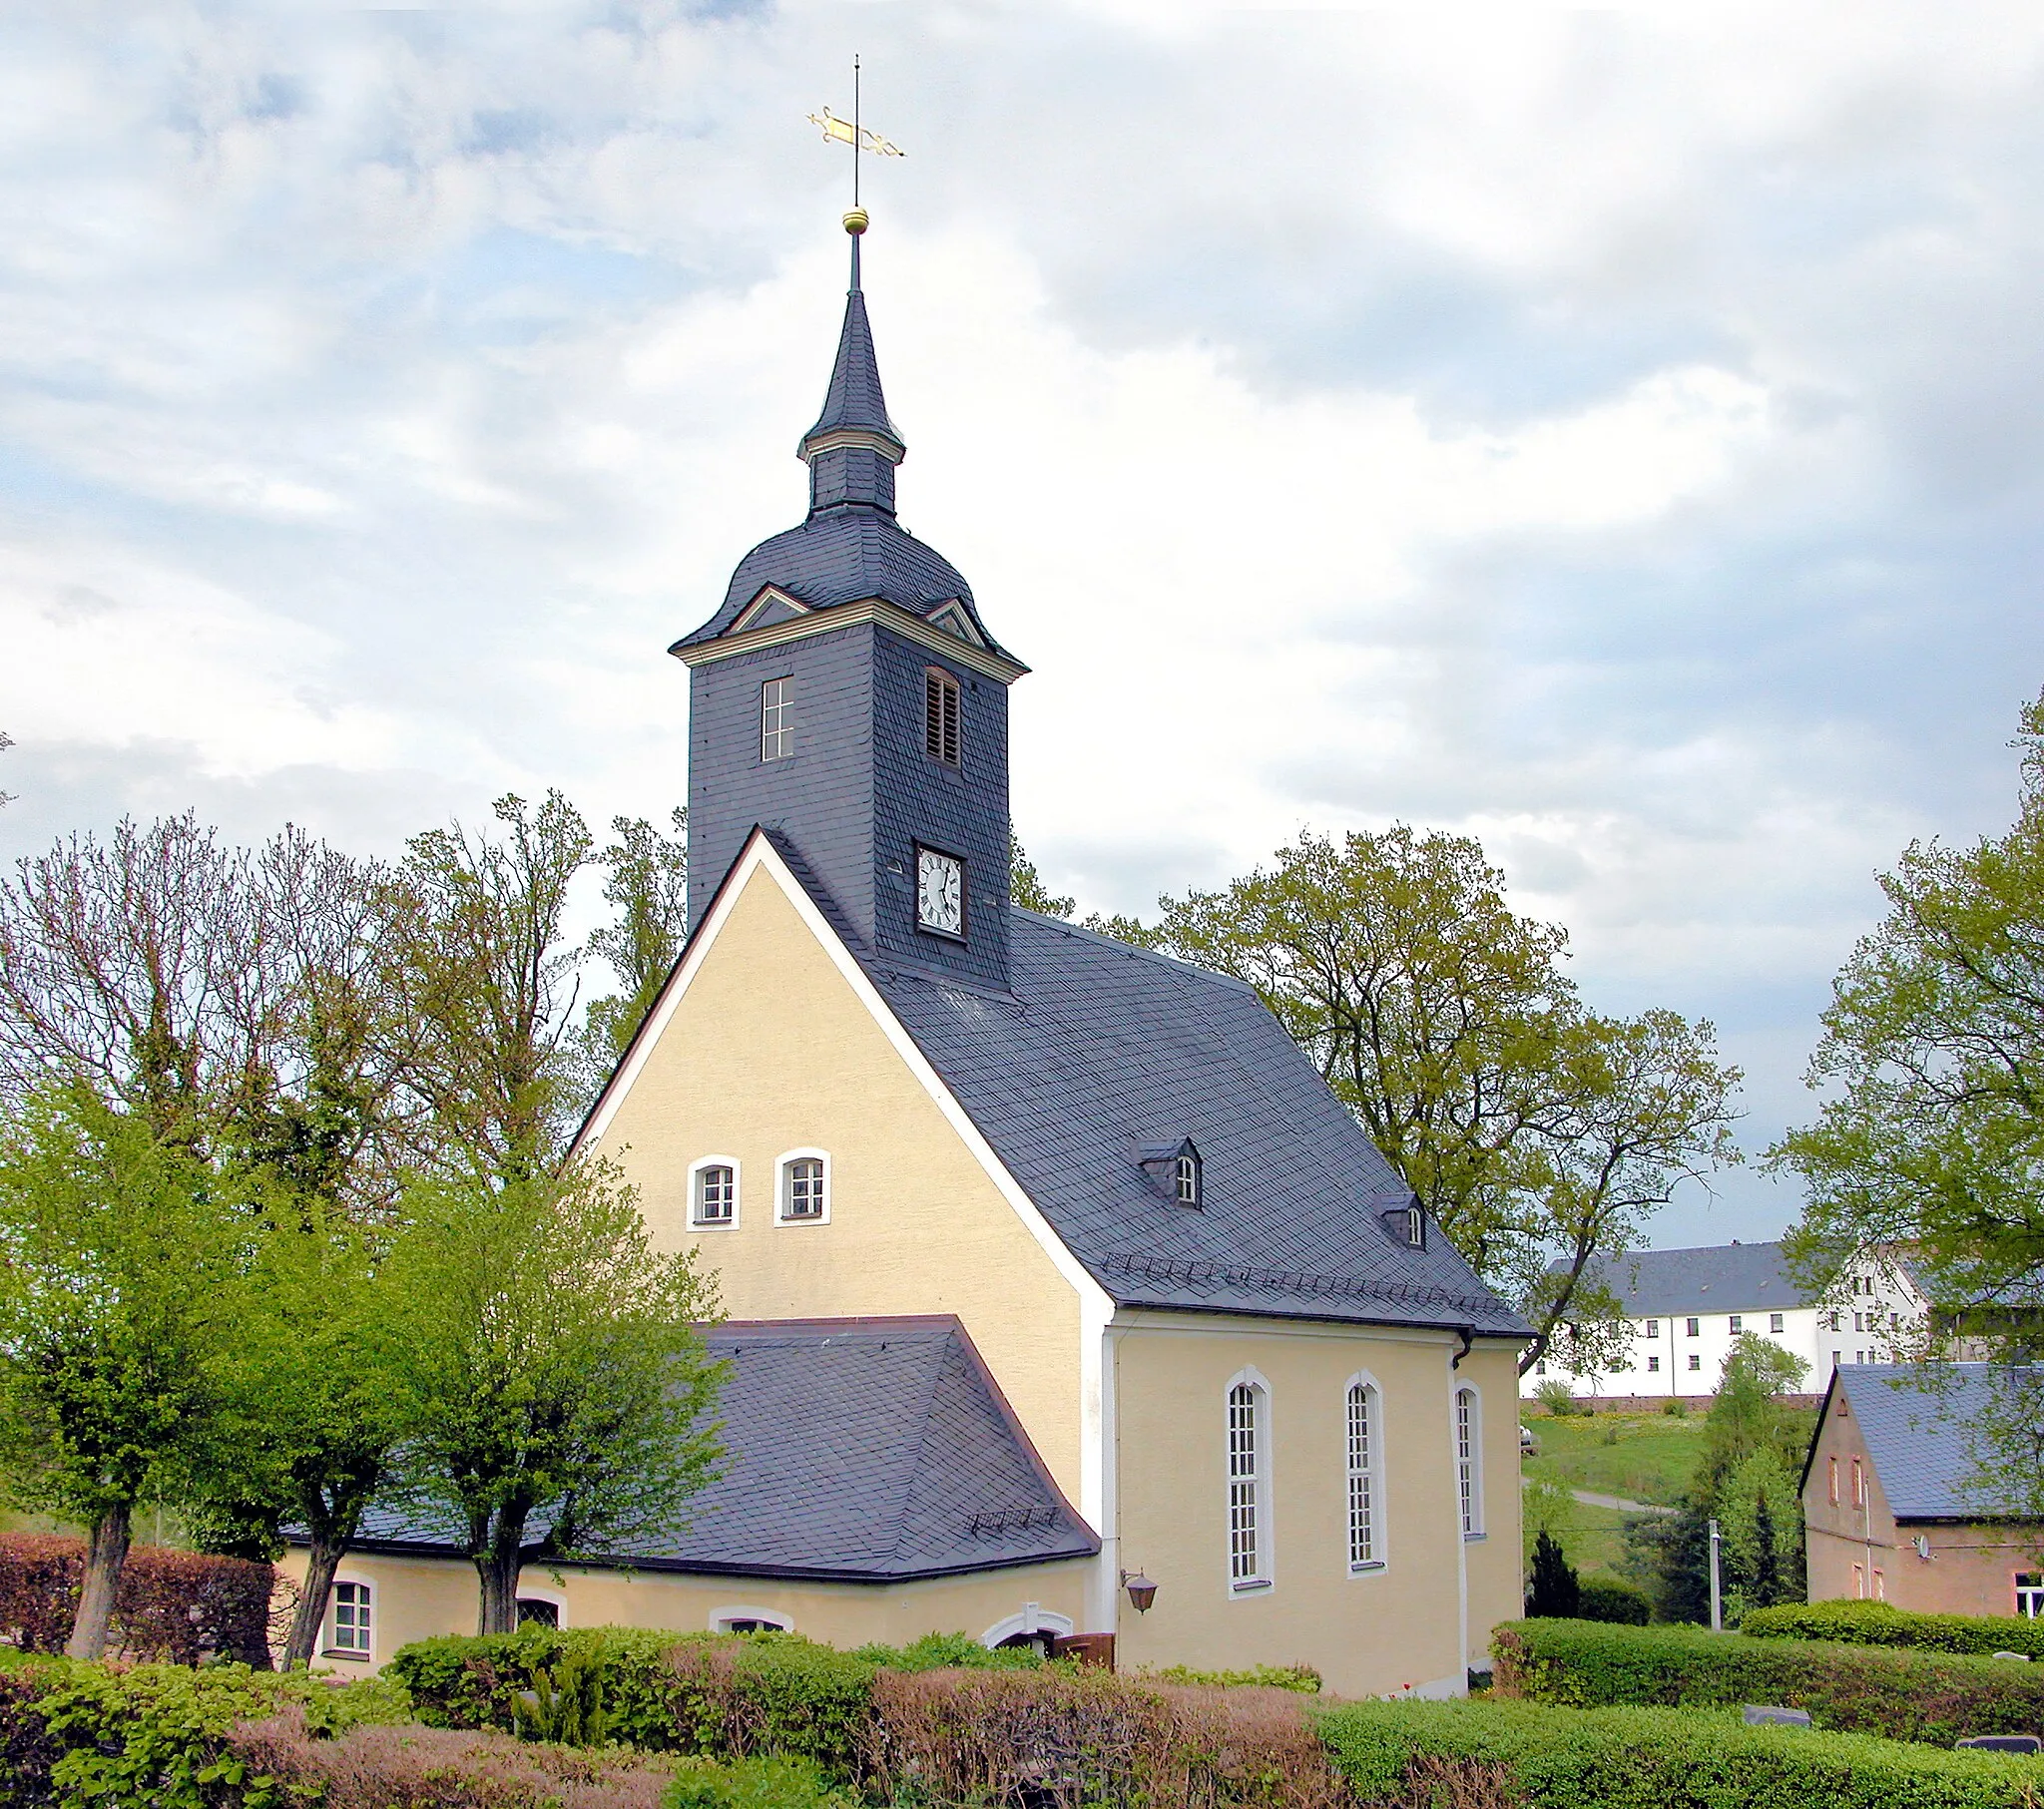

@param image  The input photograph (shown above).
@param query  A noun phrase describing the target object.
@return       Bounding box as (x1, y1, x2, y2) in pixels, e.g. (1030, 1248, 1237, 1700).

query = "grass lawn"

(1523, 1410, 1709, 1507)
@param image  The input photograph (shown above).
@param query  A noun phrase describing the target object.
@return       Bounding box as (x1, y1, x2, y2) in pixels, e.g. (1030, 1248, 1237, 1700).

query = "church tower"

(671, 214, 1027, 994)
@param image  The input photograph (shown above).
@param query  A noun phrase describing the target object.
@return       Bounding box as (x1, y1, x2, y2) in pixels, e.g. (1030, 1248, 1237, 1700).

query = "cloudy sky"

(3, 3, 2041, 1247)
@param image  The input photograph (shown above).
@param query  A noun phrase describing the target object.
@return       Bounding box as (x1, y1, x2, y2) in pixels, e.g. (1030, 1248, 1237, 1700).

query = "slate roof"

(864, 908, 1528, 1338)
(1825, 1363, 2037, 1522)
(1562, 1242, 1811, 1319)
(342, 1317, 1097, 1582)
(802, 287, 902, 455)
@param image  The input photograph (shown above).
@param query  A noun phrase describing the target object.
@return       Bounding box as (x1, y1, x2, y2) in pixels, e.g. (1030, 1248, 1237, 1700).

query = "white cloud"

(4, 2, 2044, 1242)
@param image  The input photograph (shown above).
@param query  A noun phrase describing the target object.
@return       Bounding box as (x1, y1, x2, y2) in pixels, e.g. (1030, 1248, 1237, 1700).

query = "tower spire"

(799, 210, 904, 516)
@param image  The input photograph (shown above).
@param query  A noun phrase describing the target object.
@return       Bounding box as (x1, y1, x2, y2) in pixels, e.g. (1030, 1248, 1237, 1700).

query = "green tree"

(0, 1087, 242, 1658)
(388, 1161, 726, 1633)
(1010, 833, 1075, 918)
(386, 792, 593, 1181)
(582, 809, 690, 1080)
(1148, 828, 1742, 1370)
(1779, 689, 2044, 1420)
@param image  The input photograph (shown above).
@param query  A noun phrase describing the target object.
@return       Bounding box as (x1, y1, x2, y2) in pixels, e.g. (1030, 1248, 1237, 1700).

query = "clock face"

(916, 847, 965, 938)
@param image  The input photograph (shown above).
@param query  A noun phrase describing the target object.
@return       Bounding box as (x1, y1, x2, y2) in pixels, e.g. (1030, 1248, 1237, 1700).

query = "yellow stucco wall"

(586, 861, 1087, 1505)
(276, 1548, 1093, 1677)
(1110, 1317, 1522, 1698)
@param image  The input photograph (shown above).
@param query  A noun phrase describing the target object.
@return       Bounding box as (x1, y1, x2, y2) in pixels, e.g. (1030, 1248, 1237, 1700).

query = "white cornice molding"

(798, 425, 905, 462)
(672, 596, 1029, 683)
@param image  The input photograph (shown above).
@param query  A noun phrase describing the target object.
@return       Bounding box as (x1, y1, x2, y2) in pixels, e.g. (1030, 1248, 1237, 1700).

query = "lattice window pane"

(696, 1165, 735, 1224)
(1228, 1383, 1262, 1583)
(331, 1582, 371, 1653)
(1455, 1389, 1479, 1537)
(1346, 1383, 1376, 1568)
(784, 1158, 826, 1218)
(761, 678, 792, 761)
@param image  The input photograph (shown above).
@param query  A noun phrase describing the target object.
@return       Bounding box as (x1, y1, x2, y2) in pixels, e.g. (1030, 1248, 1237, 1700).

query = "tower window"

(761, 678, 792, 761)
(924, 669, 961, 766)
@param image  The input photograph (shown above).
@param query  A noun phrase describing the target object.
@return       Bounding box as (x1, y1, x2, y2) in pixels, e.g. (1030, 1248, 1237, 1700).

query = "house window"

(1687, 1354, 1701, 1372)
(1852, 1563, 1865, 1598)
(1534, 1360, 1547, 1376)
(1645, 1321, 1660, 1339)
(761, 678, 792, 761)
(328, 1581, 371, 1656)
(1828, 1457, 1839, 1506)
(1770, 1313, 1785, 1334)
(2016, 1575, 2044, 1618)
(1455, 1386, 1482, 1539)
(1851, 1458, 1864, 1507)
(1346, 1380, 1382, 1572)
(1647, 1355, 1661, 1373)
(779, 1153, 828, 1222)
(1730, 1315, 1744, 1333)
(1825, 1311, 1841, 1332)
(713, 1608, 794, 1634)
(1871, 1568, 1885, 1600)
(924, 669, 961, 766)
(1685, 1317, 1700, 1337)
(1832, 1350, 1841, 1369)
(517, 1598, 560, 1628)
(1227, 1379, 1271, 1589)
(693, 1161, 737, 1227)
(1176, 1151, 1200, 1206)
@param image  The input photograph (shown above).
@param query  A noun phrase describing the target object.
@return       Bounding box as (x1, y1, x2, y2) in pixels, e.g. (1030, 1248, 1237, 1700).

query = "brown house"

(1802, 1364, 2044, 1617)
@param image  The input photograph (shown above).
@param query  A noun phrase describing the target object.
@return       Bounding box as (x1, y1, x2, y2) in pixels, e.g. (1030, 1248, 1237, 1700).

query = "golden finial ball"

(842, 208, 869, 235)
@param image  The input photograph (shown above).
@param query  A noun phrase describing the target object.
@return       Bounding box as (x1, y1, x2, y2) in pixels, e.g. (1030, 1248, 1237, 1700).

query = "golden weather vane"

(807, 55, 902, 226)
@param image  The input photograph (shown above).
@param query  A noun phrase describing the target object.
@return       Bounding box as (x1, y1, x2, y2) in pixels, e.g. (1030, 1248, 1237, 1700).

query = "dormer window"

(1382, 1202, 1425, 1249)
(924, 669, 961, 766)
(1136, 1138, 1201, 1206)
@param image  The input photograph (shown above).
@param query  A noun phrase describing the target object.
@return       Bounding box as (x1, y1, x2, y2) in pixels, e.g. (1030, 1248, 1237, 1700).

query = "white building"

(1521, 1242, 1927, 1400)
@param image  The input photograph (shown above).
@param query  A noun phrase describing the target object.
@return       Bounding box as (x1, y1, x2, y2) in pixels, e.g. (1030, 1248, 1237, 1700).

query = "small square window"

(1770, 1313, 1785, 1334)
(1647, 1354, 1660, 1373)
(1729, 1314, 1744, 1333)
(761, 678, 792, 761)
(1685, 1317, 1700, 1338)
(329, 1581, 371, 1656)
(1644, 1320, 1659, 1339)
(1534, 1359, 1547, 1376)
(781, 1157, 826, 1221)
(1687, 1354, 1701, 1372)
(694, 1163, 736, 1226)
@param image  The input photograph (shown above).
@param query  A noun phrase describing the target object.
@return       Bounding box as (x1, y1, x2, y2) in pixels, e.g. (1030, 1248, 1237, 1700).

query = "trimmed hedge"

(0, 1656, 408, 1809)
(1494, 1618, 2044, 1745)
(0, 1535, 275, 1665)
(1743, 1600, 2044, 1659)
(1318, 1697, 2044, 1809)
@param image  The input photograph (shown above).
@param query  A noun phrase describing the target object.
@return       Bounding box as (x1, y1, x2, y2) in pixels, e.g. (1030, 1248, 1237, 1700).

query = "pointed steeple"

(799, 212, 906, 517)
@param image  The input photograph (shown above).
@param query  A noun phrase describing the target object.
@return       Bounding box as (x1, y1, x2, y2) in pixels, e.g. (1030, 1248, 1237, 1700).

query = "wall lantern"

(1122, 1569, 1157, 1613)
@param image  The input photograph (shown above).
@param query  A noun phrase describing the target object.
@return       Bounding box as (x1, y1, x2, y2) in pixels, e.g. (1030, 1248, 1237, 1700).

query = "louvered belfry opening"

(925, 668, 961, 766)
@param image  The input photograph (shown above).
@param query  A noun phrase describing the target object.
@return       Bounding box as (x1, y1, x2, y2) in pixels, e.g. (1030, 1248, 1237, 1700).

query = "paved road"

(1521, 1474, 1676, 1517)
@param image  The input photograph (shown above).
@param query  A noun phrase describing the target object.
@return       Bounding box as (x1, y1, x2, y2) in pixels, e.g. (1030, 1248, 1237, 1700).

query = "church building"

(298, 214, 1529, 1697)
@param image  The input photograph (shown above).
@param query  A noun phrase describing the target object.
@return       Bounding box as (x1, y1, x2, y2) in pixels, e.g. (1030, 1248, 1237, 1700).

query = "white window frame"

(775, 1148, 831, 1224)
(2016, 1574, 2044, 1618)
(324, 1577, 373, 1660)
(515, 1583, 568, 1628)
(710, 1604, 794, 1633)
(980, 1603, 1075, 1650)
(1176, 1151, 1199, 1205)
(1729, 1314, 1744, 1333)
(1454, 1384, 1484, 1540)
(1770, 1312, 1785, 1334)
(689, 1155, 741, 1230)
(1225, 1367, 1274, 1595)
(1344, 1372, 1386, 1575)
(761, 677, 792, 762)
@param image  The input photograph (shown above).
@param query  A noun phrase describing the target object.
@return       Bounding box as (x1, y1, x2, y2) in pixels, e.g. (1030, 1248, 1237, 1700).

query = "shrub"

(1317, 1696, 2044, 1809)
(0, 1535, 275, 1665)
(0, 1657, 408, 1808)
(870, 1666, 1349, 1808)
(1664, 1397, 1690, 1417)
(225, 1705, 674, 1809)
(1493, 1616, 2044, 1745)
(1742, 1599, 2044, 1659)
(849, 1630, 1044, 1671)
(1574, 1578, 1651, 1625)
(1534, 1379, 1581, 1416)
(1149, 1663, 1321, 1693)
(663, 1754, 857, 1809)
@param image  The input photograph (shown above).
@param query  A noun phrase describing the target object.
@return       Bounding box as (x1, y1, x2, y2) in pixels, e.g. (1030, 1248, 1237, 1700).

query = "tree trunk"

(474, 1513, 527, 1635)
(283, 1538, 347, 1670)
(66, 1502, 132, 1661)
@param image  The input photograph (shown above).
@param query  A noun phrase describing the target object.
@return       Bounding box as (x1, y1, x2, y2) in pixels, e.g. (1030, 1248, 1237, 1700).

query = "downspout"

(1451, 1326, 1475, 1369)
